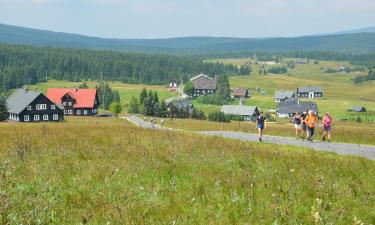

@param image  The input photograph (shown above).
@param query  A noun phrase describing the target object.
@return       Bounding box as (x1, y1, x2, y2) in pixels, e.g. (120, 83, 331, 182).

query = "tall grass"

(0, 118, 374, 224)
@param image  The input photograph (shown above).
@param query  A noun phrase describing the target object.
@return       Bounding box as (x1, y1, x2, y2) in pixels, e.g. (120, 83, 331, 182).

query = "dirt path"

(126, 116, 375, 160)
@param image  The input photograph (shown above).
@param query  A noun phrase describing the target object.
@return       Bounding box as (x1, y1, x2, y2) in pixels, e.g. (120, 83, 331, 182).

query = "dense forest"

(210, 51, 375, 68)
(0, 44, 243, 92)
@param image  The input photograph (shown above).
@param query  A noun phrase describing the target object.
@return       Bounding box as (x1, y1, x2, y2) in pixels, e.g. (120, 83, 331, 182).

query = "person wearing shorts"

(292, 112, 302, 140)
(256, 112, 266, 142)
(322, 112, 333, 142)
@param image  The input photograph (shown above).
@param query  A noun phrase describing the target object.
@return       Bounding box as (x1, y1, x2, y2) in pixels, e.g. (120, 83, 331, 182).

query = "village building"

(190, 73, 217, 97)
(297, 86, 323, 99)
(274, 90, 295, 102)
(221, 105, 259, 121)
(232, 88, 250, 98)
(47, 88, 100, 116)
(276, 99, 318, 117)
(6, 89, 64, 122)
(350, 106, 367, 112)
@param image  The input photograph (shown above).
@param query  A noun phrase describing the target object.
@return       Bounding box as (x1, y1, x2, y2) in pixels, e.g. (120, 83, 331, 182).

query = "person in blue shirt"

(255, 112, 266, 142)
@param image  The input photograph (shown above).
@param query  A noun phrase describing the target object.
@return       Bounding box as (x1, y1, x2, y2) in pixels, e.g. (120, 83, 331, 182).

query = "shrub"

(208, 111, 230, 123)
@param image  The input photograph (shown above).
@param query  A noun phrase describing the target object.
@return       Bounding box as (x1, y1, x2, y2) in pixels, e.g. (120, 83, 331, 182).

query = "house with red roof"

(47, 88, 100, 116)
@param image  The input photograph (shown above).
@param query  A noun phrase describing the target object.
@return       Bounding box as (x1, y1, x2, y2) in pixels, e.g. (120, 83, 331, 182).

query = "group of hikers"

(256, 110, 333, 142)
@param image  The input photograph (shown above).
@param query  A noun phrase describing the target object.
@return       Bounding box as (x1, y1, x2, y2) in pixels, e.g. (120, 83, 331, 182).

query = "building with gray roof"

(221, 105, 259, 121)
(6, 89, 64, 122)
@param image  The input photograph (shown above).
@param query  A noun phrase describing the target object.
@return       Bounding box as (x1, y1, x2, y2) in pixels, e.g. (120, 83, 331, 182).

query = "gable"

(6, 89, 41, 114)
(47, 88, 97, 108)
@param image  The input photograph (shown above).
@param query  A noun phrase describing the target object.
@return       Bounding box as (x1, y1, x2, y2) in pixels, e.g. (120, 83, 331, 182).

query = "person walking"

(305, 110, 318, 142)
(256, 112, 266, 142)
(322, 112, 333, 142)
(292, 112, 302, 140)
(301, 109, 309, 140)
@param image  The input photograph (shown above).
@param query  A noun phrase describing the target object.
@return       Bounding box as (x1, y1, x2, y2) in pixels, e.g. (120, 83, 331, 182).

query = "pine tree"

(139, 88, 147, 104)
(159, 101, 168, 117)
(128, 96, 140, 114)
(216, 75, 230, 100)
(0, 95, 8, 121)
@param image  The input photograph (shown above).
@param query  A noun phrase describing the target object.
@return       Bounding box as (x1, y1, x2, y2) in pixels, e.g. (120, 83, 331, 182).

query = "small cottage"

(350, 106, 367, 112)
(274, 90, 295, 102)
(221, 105, 259, 121)
(277, 99, 318, 118)
(297, 86, 323, 99)
(233, 88, 249, 98)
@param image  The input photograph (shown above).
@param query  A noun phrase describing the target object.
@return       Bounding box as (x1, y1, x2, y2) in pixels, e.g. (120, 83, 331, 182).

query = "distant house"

(166, 98, 194, 113)
(276, 99, 318, 118)
(350, 106, 367, 112)
(297, 86, 323, 99)
(232, 88, 249, 98)
(6, 89, 64, 122)
(274, 90, 295, 102)
(190, 74, 217, 97)
(221, 105, 259, 121)
(47, 88, 100, 116)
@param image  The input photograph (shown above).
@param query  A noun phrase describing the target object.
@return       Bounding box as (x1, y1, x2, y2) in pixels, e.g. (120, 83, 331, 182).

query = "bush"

(192, 109, 206, 120)
(268, 66, 288, 74)
(208, 111, 230, 123)
(356, 116, 362, 123)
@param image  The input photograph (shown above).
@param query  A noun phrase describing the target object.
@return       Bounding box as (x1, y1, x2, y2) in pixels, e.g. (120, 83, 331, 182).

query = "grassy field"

(0, 117, 374, 224)
(205, 58, 375, 120)
(161, 118, 375, 145)
(28, 80, 177, 111)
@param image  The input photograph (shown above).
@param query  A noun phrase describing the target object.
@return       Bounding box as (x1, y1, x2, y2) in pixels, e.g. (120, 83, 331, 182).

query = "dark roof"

(167, 99, 193, 111)
(298, 86, 323, 93)
(6, 89, 41, 114)
(190, 74, 217, 90)
(274, 90, 295, 99)
(277, 99, 318, 115)
(221, 105, 258, 116)
(351, 106, 366, 112)
(233, 88, 248, 97)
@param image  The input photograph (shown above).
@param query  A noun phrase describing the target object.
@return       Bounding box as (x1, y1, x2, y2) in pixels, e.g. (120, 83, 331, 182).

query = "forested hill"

(1, 23, 375, 54)
(0, 44, 243, 92)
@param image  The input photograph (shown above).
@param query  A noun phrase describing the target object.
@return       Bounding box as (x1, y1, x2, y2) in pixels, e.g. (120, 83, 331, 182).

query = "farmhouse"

(276, 99, 318, 118)
(221, 105, 259, 121)
(297, 86, 323, 99)
(350, 106, 367, 112)
(47, 88, 100, 116)
(190, 73, 217, 97)
(274, 90, 295, 102)
(232, 88, 249, 98)
(6, 89, 64, 122)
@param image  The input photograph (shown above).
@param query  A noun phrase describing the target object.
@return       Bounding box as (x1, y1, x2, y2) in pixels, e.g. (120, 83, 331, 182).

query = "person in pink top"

(322, 112, 333, 142)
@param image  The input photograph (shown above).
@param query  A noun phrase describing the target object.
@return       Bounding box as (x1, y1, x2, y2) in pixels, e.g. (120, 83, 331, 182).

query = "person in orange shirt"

(305, 110, 318, 142)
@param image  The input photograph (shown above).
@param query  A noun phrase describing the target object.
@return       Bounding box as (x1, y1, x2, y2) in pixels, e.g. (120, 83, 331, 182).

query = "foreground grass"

(162, 118, 375, 146)
(0, 118, 374, 224)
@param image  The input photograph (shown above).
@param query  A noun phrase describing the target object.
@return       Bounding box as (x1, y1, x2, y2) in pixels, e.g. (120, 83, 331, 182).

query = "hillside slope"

(1, 23, 375, 53)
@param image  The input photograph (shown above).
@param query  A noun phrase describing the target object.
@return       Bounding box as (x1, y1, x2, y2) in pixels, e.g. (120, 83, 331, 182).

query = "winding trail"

(125, 115, 375, 160)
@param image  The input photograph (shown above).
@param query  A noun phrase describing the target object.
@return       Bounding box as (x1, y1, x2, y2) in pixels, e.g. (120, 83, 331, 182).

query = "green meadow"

(205, 58, 375, 120)
(0, 117, 374, 224)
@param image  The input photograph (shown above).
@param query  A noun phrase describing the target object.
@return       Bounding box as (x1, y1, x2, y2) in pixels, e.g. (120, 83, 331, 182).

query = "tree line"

(0, 44, 244, 92)
(354, 70, 375, 84)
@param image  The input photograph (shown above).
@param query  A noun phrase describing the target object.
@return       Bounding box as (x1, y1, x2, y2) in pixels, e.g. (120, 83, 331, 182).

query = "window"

(24, 115, 30, 121)
(27, 106, 32, 110)
(68, 102, 72, 106)
(64, 110, 67, 114)
(36, 104, 47, 110)
(53, 114, 59, 120)
(34, 115, 40, 121)
(43, 114, 48, 121)
(77, 110, 81, 115)
(68, 110, 73, 115)
(84, 110, 88, 115)
(63, 102, 67, 106)
(51, 105, 56, 110)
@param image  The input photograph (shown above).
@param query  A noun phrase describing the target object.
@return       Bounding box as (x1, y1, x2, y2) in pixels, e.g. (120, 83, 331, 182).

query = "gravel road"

(126, 115, 375, 160)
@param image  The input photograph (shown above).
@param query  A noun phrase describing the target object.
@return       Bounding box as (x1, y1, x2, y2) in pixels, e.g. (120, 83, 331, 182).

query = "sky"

(0, 0, 374, 39)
